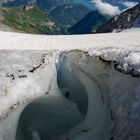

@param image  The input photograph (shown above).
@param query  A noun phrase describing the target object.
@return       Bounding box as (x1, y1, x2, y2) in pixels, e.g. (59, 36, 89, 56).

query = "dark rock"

(96, 4, 140, 33)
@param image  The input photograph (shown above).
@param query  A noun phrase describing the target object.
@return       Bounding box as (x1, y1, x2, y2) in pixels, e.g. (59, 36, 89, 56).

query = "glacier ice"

(0, 48, 140, 140)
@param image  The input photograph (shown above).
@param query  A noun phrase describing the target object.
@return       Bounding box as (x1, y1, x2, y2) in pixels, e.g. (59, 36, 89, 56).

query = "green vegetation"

(0, 6, 67, 34)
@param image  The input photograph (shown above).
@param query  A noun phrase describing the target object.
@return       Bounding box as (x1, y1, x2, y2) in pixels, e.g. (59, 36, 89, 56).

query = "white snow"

(124, 52, 140, 65)
(0, 29, 140, 50)
(0, 51, 57, 119)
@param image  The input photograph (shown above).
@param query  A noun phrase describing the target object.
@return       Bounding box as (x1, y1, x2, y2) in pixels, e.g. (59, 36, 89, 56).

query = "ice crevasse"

(0, 49, 139, 140)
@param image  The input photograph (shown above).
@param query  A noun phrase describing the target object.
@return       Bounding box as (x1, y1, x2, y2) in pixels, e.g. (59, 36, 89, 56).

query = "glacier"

(0, 29, 140, 140)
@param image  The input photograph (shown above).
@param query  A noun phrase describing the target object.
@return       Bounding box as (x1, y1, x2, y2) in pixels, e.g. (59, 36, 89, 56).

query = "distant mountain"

(50, 3, 91, 28)
(36, 0, 72, 11)
(68, 10, 108, 34)
(1, 0, 139, 35)
(0, 0, 36, 6)
(0, 6, 67, 34)
(96, 3, 140, 33)
(0, 0, 73, 11)
(72, 0, 96, 10)
(0, 0, 139, 11)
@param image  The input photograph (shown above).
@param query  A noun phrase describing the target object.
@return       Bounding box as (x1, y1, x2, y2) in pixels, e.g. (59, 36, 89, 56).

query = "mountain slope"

(96, 3, 140, 33)
(68, 10, 108, 34)
(50, 3, 91, 28)
(0, 6, 67, 34)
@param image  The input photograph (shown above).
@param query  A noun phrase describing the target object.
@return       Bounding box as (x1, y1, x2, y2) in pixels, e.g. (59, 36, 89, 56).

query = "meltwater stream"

(15, 51, 110, 140)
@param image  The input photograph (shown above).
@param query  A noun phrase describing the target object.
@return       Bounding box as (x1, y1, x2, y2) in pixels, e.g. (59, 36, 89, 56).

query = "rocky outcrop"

(96, 4, 140, 33)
